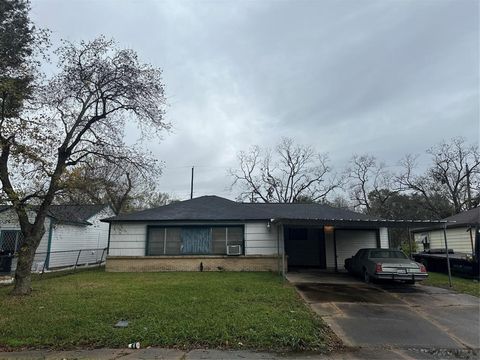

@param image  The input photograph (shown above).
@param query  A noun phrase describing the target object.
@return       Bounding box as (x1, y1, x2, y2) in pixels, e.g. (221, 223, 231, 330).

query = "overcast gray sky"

(31, 0, 479, 200)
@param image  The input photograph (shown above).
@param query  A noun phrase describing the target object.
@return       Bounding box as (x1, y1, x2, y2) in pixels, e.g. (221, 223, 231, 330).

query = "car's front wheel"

(363, 269, 371, 283)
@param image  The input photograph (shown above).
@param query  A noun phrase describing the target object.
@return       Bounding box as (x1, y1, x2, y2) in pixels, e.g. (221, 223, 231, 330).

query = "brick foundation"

(106, 255, 283, 272)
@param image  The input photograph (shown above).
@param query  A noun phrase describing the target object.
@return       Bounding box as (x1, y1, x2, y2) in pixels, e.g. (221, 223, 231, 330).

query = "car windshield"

(369, 250, 408, 259)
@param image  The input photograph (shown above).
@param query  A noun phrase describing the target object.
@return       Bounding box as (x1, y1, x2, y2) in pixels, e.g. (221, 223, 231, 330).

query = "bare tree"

(230, 138, 341, 203)
(58, 157, 162, 214)
(397, 137, 479, 215)
(346, 154, 396, 213)
(134, 191, 178, 210)
(0, 37, 168, 295)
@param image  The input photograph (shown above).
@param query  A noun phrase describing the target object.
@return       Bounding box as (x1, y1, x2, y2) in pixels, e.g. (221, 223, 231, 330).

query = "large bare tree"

(59, 157, 162, 214)
(397, 137, 479, 216)
(0, 37, 168, 295)
(230, 138, 341, 203)
(346, 154, 396, 213)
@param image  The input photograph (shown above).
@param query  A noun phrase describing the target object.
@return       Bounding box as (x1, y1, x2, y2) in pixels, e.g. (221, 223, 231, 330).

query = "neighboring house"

(0, 205, 115, 272)
(413, 207, 479, 255)
(104, 195, 396, 273)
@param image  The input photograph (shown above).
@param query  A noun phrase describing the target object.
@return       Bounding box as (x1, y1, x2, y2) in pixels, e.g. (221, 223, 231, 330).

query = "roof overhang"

(412, 222, 479, 233)
(100, 218, 271, 223)
(271, 218, 456, 229)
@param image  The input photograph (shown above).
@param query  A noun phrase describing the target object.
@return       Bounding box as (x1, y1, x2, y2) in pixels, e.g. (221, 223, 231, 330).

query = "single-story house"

(413, 207, 479, 255)
(0, 204, 115, 272)
(103, 196, 446, 274)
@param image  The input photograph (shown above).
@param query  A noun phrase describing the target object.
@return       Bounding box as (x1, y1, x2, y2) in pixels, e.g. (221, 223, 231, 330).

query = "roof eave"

(412, 222, 478, 233)
(271, 218, 455, 228)
(101, 217, 271, 223)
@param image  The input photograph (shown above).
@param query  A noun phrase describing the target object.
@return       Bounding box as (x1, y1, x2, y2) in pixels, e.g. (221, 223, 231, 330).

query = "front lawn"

(0, 270, 337, 351)
(422, 272, 480, 297)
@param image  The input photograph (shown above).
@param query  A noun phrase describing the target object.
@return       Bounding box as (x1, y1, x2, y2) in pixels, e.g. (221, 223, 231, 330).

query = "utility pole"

(466, 163, 472, 209)
(190, 166, 194, 199)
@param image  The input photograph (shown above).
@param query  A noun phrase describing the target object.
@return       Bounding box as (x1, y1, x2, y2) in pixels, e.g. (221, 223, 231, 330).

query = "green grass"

(422, 272, 480, 297)
(0, 270, 337, 351)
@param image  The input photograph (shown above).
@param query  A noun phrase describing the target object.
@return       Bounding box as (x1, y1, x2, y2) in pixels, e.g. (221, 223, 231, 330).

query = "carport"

(274, 218, 454, 277)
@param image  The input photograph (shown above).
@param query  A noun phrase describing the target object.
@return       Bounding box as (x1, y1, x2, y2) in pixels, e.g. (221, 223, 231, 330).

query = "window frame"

(145, 224, 245, 256)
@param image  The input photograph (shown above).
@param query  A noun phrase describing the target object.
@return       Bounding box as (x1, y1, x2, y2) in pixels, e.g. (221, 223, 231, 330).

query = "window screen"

(180, 227, 211, 254)
(212, 227, 227, 254)
(147, 228, 165, 255)
(227, 227, 243, 247)
(147, 226, 243, 255)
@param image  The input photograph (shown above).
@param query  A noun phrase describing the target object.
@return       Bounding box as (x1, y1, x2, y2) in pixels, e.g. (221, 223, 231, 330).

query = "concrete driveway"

(288, 271, 480, 353)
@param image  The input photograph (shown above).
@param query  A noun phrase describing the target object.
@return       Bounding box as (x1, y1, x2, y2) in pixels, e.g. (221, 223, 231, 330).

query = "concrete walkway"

(0, 347, 478, 360)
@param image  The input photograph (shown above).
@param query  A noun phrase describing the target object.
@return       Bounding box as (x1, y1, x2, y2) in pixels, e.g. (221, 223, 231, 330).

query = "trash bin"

(0, 251, 13, 273)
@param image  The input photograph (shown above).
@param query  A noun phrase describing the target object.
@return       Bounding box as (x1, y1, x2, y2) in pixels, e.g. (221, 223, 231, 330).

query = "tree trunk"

(11, 235, 42, 296)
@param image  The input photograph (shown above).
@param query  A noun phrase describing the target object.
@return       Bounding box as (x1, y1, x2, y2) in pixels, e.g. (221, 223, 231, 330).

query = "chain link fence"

(0, 230, 25, 254)
(0, 247, 108, 275)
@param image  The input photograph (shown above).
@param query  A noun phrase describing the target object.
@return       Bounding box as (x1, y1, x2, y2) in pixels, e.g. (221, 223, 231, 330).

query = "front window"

(147, 226, 244, 256)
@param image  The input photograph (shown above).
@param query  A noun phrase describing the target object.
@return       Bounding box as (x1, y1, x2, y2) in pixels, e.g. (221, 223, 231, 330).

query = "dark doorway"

(284, 227, 326, 269)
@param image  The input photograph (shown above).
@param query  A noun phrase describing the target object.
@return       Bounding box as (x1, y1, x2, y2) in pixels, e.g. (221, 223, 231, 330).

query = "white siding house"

(0, 205, 114, 273)
(414, 228, 476, 254)
(108, 220, 284, 257)
(412, 207, 479, 255)
(104, 196, 394, 273)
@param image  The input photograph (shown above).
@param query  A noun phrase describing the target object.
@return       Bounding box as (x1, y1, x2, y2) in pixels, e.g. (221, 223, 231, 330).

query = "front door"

(285, 227, 326, 268)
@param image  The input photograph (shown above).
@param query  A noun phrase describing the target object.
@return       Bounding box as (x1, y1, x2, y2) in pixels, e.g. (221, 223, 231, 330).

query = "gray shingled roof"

(104, 196, 273, 222)
(103, 195, 378, 222)
(47, 204, 108, 225)
(443, 207, 479, 226)
(411, 207, 479, 232)
(246, 202, 375, 221)
(0, 204, 108, 225)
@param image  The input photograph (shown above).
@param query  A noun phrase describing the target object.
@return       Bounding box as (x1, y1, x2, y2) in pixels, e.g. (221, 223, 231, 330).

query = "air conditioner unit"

(227, 245, 242, 256)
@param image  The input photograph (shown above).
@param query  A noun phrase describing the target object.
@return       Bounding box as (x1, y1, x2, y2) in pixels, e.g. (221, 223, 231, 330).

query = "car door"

(357, 249, 370, 273)
(352, 249, 364, 273)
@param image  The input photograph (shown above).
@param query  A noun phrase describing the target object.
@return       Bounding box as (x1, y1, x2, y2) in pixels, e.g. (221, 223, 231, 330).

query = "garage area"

(288, 272, 480, 351)
(334, 229, 379, 270)
(283, 224, 382, 272)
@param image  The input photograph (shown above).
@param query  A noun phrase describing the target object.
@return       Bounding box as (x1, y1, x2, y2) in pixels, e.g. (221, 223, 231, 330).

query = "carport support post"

(333, 229, 338, 272)
(277, 224, 281, 276)
(468, 227, 474, 255)
(443, 224, 452, 288)
(407, 227, 413, 259)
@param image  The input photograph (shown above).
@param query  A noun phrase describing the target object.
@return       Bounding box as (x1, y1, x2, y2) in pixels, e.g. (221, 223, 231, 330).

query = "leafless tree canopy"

(0, 37, 169, 294)
(58, 157, 163, 214)
(397, 137, 479, 215)
(346, 154, 396, 213)
(230, 138, 341, 203)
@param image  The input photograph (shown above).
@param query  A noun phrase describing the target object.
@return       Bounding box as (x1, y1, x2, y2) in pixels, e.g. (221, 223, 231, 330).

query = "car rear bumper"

(374, 272, 428, 281)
